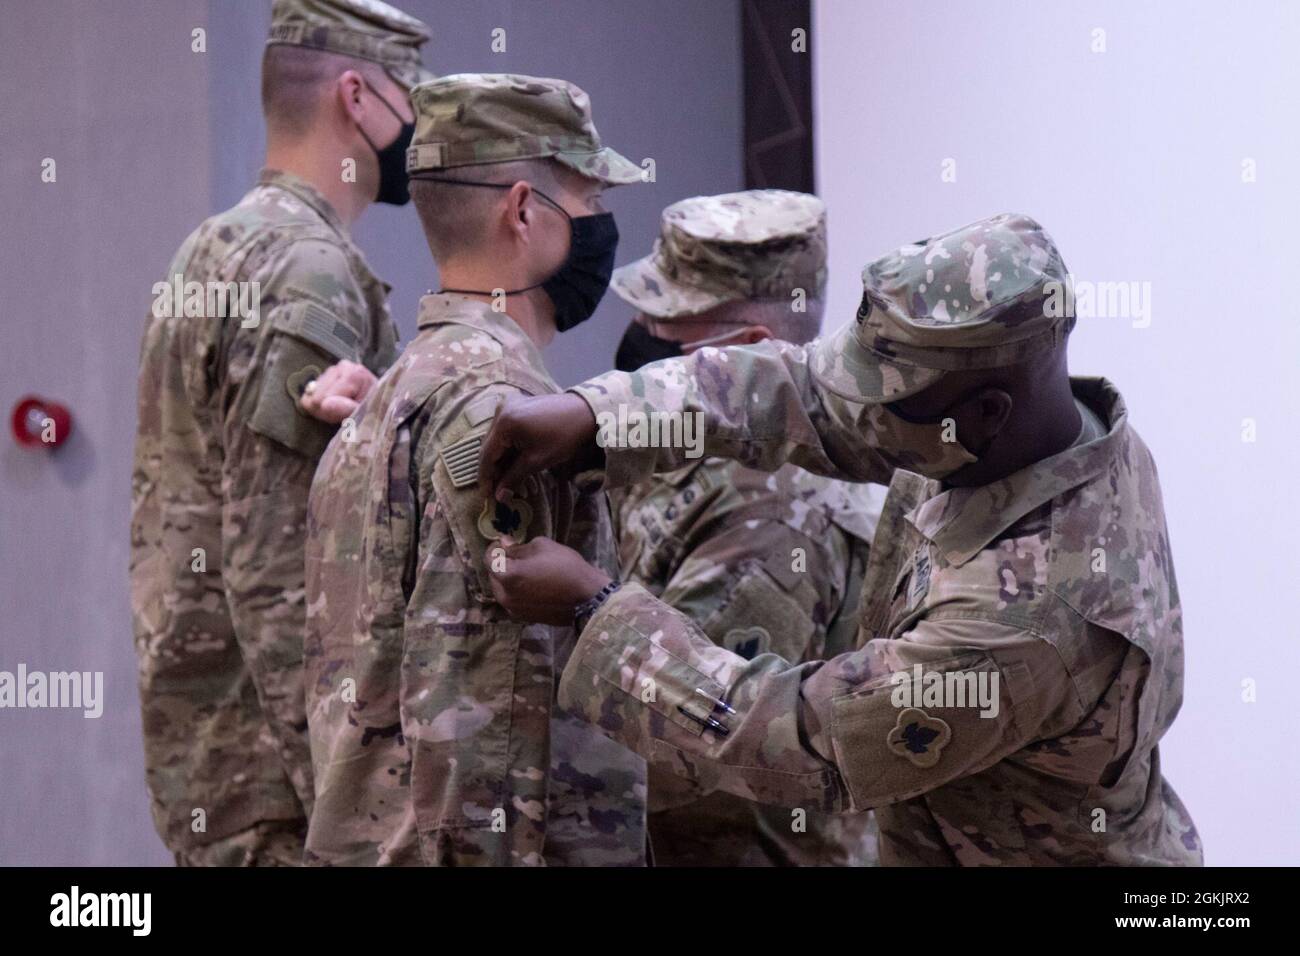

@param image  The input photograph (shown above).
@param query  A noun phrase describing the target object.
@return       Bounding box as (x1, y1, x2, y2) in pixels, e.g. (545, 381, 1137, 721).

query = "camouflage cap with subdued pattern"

(811, 213, 1073, 403)
(404, 74, 643, 186)
(612, 190, 827, 319)
(267, 0, 434, 89)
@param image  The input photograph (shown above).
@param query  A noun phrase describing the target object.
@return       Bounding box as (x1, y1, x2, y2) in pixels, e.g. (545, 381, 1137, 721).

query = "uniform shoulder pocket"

(247, 298, 363, 459)
(830, 652, 1015, 811)
(701, 564, 817, 662)
(427, 397, 553, 603)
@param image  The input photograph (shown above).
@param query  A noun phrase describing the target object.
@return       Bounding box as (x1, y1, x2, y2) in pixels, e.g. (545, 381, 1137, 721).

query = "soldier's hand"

(487, 535, 611, 626)
(299, 360, 377, 425)
(478, 394, 604, 504)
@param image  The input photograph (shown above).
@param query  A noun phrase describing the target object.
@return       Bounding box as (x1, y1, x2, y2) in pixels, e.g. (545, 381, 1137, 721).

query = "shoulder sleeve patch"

(829, 652, 1014, 811)
(477, 496, 533, 542)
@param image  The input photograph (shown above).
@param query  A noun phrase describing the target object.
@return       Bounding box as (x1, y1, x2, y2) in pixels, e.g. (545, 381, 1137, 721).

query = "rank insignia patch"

(886, 707, 951, 768)
(477, 496, 533, 542)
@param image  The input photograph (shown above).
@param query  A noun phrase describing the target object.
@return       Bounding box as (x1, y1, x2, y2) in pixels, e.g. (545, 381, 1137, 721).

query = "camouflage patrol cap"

(612, 190, 827, 319)
(404, 74, 643, 186)
(266, 0, 434, 89)
(811, 213, 1073, 403)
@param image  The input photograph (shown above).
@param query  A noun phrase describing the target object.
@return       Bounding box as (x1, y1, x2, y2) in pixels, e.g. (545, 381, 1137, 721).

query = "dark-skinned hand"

(478, 394, 604, 504)
(487, 535, 611, 626)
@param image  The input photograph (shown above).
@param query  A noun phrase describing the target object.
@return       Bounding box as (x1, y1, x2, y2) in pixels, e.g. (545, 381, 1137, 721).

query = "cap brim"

(810, 321, 945, 404)
(610, 254, 734, 319)
(554, 146, 645, 186)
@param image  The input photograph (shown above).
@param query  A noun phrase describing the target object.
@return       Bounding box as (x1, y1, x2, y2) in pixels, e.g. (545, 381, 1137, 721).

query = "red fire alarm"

(11, 395, 73, 449)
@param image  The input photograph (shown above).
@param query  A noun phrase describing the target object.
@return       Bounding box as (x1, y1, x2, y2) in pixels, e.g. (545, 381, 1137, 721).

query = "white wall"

(814, 0, 1300, 865)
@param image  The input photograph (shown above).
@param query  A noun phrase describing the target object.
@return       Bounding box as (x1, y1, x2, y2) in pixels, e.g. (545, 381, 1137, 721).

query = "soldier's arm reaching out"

(489, 536, 1073, 814)
(478, 339, 893, 503)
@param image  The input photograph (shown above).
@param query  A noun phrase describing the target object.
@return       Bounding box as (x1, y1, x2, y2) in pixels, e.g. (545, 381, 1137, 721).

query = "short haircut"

(261, 44, 387, 138)
(410, 159, 567, 263)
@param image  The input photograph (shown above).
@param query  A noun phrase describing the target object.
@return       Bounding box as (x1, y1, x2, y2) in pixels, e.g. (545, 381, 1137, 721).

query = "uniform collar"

(257, 168, 349, 240)
(907, 376, 1126, 567)
(415, 293, 549, 370)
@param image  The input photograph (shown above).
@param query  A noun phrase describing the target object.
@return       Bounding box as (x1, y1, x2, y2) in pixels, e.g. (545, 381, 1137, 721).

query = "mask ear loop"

(410, 177, 570, 296)
(364, 77, 410, 121)
(885, 386, 1002, 458)
(356, 77, 408, 152)
(680, 326, 755, 352)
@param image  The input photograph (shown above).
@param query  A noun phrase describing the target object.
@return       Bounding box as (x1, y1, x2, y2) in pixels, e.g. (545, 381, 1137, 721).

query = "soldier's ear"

(504, 180, 533, 238)
(336, 69, 367, 124)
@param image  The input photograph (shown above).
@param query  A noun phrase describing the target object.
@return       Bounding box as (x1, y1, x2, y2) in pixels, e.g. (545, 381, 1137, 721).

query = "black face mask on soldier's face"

(356, 79, 415, 206)
(615, 320, 758, 372)
(543, 205, 619, 331)
(413, 178, 619, 332)
(615, 320, 683, 371)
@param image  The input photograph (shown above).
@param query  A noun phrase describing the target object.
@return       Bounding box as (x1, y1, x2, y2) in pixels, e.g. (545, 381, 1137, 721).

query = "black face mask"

(543, 204, 619, 332)
(615, 320, 683, 372)
(614, 320, 756, 373)
(357, 80, 414, 206)
(411, 178, 618, 332)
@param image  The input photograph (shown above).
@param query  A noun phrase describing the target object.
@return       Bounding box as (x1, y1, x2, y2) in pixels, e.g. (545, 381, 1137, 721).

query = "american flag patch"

(439, 433, 483, 489)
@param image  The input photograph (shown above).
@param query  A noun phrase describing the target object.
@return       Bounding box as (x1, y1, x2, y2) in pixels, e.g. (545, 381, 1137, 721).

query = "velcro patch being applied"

(477, 496, 533, 542)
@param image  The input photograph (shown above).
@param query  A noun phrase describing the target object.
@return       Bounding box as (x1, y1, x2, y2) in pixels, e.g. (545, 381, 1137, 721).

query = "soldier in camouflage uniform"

(130, 0, 432, 866)
(607, 190, 883, 866)
(482, 213, 1204, 866)
(302, 74, 649, 866)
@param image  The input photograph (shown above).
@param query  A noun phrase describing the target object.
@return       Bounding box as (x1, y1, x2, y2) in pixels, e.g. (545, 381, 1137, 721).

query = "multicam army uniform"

(131, 169, 398, 862)
(130, 0, 430, 865)
(606, 189, 881, 865)
(612, 463, 883, 865)
(558, 214, 1203, 865)
(302, 71, 648, 866)
(304, 295, 645, 866)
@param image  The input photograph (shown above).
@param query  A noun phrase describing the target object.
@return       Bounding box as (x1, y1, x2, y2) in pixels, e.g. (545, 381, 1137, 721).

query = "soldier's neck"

(263, 141, 369, 228)
(944, 374, 1081, 489)
(436, 262, 558, 350)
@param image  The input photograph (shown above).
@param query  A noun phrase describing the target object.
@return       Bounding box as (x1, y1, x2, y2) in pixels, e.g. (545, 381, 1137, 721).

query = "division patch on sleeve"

(285, 364, 323, 404)
(477, 496, 533, 542)
(886, 707, 951, 768)
(722, 626, 771, 660)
